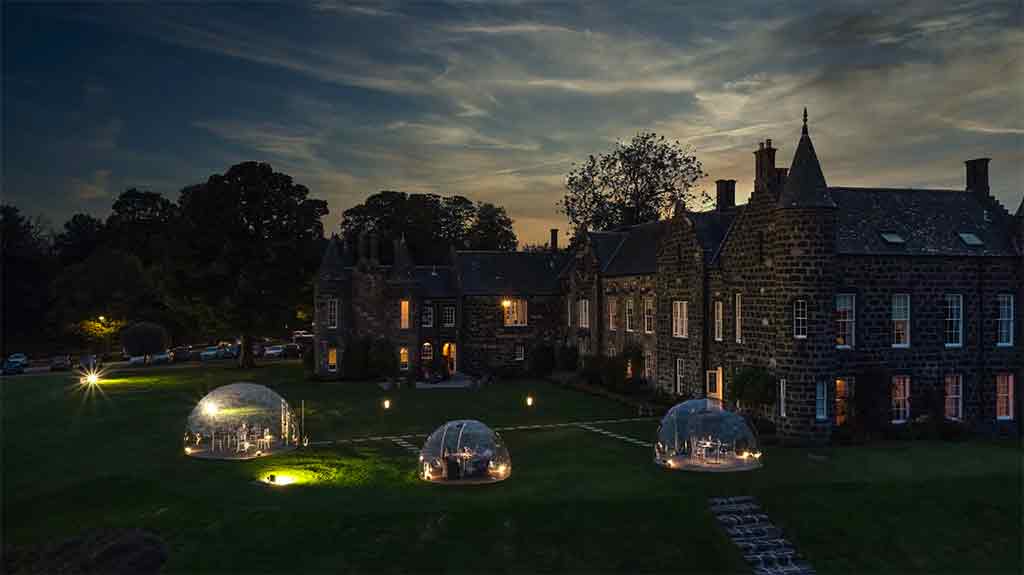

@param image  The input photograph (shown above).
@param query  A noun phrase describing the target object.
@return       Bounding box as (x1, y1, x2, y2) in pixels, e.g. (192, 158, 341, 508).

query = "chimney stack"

(550, 228, 559, 251)
(754, 140, 777, 186)
(715, 179, 736, 211)
(965, 158, 990, 195)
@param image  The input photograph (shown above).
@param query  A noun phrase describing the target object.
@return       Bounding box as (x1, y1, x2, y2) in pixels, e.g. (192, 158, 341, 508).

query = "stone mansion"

(315, 113, 1023, 442)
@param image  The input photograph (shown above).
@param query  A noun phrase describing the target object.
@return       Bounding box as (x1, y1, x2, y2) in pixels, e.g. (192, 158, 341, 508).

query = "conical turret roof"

(778, 109, 835, 209)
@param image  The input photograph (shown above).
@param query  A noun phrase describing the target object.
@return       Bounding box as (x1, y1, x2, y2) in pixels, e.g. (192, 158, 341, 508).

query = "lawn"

(2, 364, 1021, 574)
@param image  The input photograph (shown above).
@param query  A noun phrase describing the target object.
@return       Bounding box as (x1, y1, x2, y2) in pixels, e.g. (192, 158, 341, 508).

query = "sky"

(3, 1, 1021, 245)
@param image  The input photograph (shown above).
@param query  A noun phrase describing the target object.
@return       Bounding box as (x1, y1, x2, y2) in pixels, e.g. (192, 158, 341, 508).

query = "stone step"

(734, 538, 794, 554)
(715, 513, 771, 526)
(725, 524, 784, 541)
(710, 503, 763, 515)
(745, 550, 801, 570)
(753, 562, 816, 575)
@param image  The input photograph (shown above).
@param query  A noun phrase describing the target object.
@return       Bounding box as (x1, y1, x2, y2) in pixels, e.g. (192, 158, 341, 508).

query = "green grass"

(3, 364, 1021, 574)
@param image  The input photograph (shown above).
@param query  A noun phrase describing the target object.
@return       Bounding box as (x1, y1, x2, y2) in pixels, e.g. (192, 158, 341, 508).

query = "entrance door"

(706, 367, 723, 402)
(442, 342, 457, 373)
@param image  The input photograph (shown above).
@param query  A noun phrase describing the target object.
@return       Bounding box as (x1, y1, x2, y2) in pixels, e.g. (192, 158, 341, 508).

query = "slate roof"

(413, 266, 458, 298)
(690, 208, 741, 264)
(602, 221, 670, 277)
(830, 187, 1019, 257)
(455, 251, 568, 295)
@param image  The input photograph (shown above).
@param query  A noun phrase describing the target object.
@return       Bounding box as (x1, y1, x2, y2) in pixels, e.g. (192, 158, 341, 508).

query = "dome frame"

(184, 382, 299, 460)
(654, 399, 762, 472)
(419, 420, 511, 484)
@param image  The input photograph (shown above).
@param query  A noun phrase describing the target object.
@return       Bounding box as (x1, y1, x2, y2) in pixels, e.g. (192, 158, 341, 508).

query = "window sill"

(836, 345, 853, 350)
(944, 416, 961, 422)
(794, 335, 807, 340)
(891, 419, 907, 425)
(997, 416, 1014, 421)
(944, 344, 963, 349)
(892, 344, 910, 349)
(996, 343, 1013, 348)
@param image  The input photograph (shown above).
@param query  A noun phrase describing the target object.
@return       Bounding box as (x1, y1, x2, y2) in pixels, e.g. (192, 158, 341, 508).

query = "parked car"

(128, 355, 148, 366)
(6, 353, 28, 367)
(283, 343, 301, 358)
(170, 346, 192, 362)
(49, 355, 73, 371)
(263, 345, 285, 359)
(150, 351, 172, 364)
(2, 358, 25, 375)
(199, 346, 221, 361)
(220, 345, 240, 359)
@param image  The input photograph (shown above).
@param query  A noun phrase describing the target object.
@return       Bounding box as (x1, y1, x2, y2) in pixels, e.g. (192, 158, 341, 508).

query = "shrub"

(603, 355, 629, 391)
(368, 339, 398, 378)
(733, 367, 776, 407)
(578, 354, 604, 386)
(528, 343, 556, 378)
(558, 345, 579, 371)
(120, 322, 169, 358)
(342, 337, 371, 380)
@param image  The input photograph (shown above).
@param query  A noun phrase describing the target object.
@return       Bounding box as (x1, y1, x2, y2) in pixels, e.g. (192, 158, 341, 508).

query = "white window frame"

(327, 298, 339, 329)
(714, 300, 723, 342)
(399, 347, 409, 371)
(443, 305, 456, 327)
(675, 358, 685, 395)
(682, 300, 689, 338)
(735, 293, 743, 344)
(793, 299, 807, 339)
(891, 376, 910, 424)
(421, 342, 433, 361)
(644, 297, 655, 334)
(514, 343, 526, 362)
(608, 298, 617, 331)
(997, 373, 1014, 420)
(835, 294, 855, 348)
(997, 294, 1014, 347)
(422, 305, 434, 328)
(643, 350, 655, 381)
(944, 374, 962, 421)
(892, 294, 910, 348)
(944, 294, 963, 348)
(625, 299, 636, 332)
(815, 381, 827, 421)
(400, 300, 410, 330)
(778, 379, 787, 418)
(579, 299, 590, 328)
(567, 299, 573, 327)
(503, 298, 528, 327)
(672, 301, 685, 338)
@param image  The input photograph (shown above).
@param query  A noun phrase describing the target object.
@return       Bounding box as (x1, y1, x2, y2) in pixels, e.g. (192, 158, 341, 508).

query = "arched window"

(421, 342, 433, 361)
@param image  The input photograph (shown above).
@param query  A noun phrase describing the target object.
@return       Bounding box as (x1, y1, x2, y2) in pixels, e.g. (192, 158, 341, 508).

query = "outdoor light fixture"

(264, 473, 296, 486)
(78, 368, 103, 387)
(383, 399, 391, 410)
(184, 446, 193, 455)
(202, 401, 220, 417)
(526, 395, 534, 407)
(501, 299, 512, 308)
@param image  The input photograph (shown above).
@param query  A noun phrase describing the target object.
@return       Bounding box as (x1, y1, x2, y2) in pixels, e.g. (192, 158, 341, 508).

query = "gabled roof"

(831, 187, 1018, 257)
(690, 208, 741, 264)
(602, 220, 670, 277)
(778, 110, 835, 209)
(586, 231, 626, 270)
(455, 251, 568, 295)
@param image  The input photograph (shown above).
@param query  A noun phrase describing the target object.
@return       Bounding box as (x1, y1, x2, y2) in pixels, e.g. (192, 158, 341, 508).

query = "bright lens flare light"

(526, 395, 534, 407)
(202, 401, 219, 417)
(264, 473, 296, 486)
(383, 399, 391, 410)
(78, 367, 104, 387)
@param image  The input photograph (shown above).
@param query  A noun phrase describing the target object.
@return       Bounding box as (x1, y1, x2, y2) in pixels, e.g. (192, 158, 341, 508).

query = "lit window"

(714, 300, 723, 342)
(793, 299, 808, 339)
(880, 232, 905, 245)
(579, 299, 590, 328)
(944, 294, 963, 347)
(997, 373, 1014, 420)
(892, 294, 910, 347)
(400, 300, 410, 330)
(835, 378, 852, 426)
(608, 298, 617, 331)
(644, 298, 655, 334)
(327, 299, 339, 329)
(778, 379, 786, 418)
(735, 293, 743, 344)
(421, 342, 433, 361)
(399, 347, 409, 371)
(675, 358, 685, 395)
(815, 381, 827, 421)
(643, 350, 655, 381)
(672, 301, 688, 338)
(891, 376, 910, 423)
(958, 232, 983, 246)
(503, 298, 528, 327)
(997, 294, 1014, 347)
(514, 343, 525, 361)
(625, 299, 636, 332)
(835, 294, 855, 348)
(944, 374, 962, 421)
(422, 305, 434, 327)
(327, 347, 338, 372)
(443, 306, 456, 327)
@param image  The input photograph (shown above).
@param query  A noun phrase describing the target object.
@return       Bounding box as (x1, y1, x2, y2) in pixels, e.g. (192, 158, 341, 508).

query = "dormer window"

(958, 232, 983, 247)
(880, 232, 905, 245)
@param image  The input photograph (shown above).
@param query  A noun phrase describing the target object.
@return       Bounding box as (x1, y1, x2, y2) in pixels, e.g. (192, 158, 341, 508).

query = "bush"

(368, 339, 398, 378)
(120, 322, 169, 358)
(558, 345, 579, 371)
(733, 367, 776, 407)
(529, 343, 556, 378)
(603, 355, 629, 391)
(342, 337, 371, 380)
(579, 354, 604, 386)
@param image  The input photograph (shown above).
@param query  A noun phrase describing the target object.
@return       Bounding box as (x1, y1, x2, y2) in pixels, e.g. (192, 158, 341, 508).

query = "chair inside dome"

(419, 420, 511, 484)
(654, 399, 762, 472)
(184, 382, 299, 460)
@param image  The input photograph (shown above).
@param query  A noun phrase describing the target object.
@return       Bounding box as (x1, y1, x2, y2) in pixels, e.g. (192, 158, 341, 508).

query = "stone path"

(709, 496, 815, 575)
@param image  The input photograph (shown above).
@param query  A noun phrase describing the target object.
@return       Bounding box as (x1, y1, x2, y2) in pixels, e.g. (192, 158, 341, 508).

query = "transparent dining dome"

(654, 399, 762, 472)
(419, 420, 511, 484)
(184, 382, 299, 460)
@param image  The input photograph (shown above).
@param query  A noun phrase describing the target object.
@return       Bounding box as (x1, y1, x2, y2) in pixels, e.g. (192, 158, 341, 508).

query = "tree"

(121, 322, 169, 359)
(53, 213, 105, 266)
(105, 188, 179, 268)
(176, 162, 328, 368)
(560, 132, 707, 235)
(466, 202, 517, 251)
(1, 205, 55, 354)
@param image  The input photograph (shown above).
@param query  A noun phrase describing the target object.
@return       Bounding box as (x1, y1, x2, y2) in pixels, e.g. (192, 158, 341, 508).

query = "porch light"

(501, 299, 512, 308)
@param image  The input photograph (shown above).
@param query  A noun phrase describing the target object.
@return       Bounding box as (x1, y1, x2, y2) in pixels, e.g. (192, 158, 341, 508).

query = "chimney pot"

(550, 228, 559, 251)
(766, 138, 772, 149)
(965, 158, 991, 195)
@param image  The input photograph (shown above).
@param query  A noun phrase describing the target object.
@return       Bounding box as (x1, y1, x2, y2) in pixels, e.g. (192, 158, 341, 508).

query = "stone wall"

(604, 275, 658, 383)
(460, 294, 561, 375)
(563, 239, 604, 359)
(655, 214, 707, 397)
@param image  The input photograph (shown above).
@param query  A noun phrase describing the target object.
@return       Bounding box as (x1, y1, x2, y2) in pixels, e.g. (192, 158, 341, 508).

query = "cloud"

(70, 169, 112, 200)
